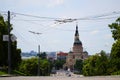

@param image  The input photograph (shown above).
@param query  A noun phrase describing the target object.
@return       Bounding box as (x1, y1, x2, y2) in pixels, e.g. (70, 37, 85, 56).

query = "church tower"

(73, 25, 83, 56)
(64, 24, 88, 71)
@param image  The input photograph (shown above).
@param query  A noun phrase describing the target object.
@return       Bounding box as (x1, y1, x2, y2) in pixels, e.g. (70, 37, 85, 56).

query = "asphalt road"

(0, 76, 120, 80)
(0, 70, 120, 80)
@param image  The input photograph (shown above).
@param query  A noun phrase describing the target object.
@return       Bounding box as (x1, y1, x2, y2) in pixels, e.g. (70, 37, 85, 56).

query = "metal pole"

(8, 11, 11, 74)
(38, 45, 40, 76)
(28, 31, 42, 76)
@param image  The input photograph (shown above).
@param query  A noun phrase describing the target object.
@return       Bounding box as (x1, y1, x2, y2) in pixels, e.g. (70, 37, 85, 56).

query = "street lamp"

(29, 31, 42, 76)
(38, 45, 40, 76)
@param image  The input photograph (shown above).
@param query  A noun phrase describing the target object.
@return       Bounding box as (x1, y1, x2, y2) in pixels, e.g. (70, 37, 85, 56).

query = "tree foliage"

(74, 59, 83, 74)
(83, 50, 108, 76)
(82, 17, 120, 76)
(18, 58, 51, 76)
(39, 52, 47, 59)
(108, 17, 120, 74)
(109, 17, 120, 40)
(110, 40, 120, 59)
(109, 40, 120, 74)
(0, 15, 21, 69)
(54, 60, 65, 70)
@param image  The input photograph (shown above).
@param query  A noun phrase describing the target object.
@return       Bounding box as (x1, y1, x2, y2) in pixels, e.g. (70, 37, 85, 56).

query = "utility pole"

(38, 45, 40, 76)
(8, 11, 11, 74)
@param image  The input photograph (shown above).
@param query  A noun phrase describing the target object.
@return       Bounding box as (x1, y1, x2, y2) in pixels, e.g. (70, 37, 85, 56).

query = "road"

(0, 70, 120, 80)
(0, 76, 120, 80)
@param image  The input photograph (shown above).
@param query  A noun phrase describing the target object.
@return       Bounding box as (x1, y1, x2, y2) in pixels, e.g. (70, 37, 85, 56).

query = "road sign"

(3, 35, 8, 41)
(11, 34, 17, 42)
(3, 34, 17, 42)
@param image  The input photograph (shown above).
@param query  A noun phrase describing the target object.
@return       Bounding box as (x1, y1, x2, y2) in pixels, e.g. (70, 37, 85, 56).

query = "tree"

(54, 60, 65, 70)
(110, 40, 120, 59)
(83, 56, 94, 76)
(109, 17, 120, 40)
(74, 59, 83, 74)
(0, 15, 21, 69)
(83, 50, 108, 76)
(0, 15, 8, 66)
(39, 52, 47, 59)
(19, 58, 51, 76)
(109, 40, 120, 74)
(108, 17, 120, 74)
(40, 59, 50, 76)
(19, 58, 38, 76)
(95, 50, 108, 75)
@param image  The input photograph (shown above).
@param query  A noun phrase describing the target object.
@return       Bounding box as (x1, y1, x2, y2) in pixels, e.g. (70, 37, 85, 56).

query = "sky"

(0, 0, 120, 55)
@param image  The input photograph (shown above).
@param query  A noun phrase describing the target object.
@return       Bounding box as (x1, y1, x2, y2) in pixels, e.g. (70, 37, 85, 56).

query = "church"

(64, 24, 88, 70)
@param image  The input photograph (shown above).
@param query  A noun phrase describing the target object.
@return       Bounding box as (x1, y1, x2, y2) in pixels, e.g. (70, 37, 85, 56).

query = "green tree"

(0, 15, 8, 66)
(83, 56, 93, 76)
(19, 58, 51, 76)
(109, 40, 120, 74)
(109, 17, 120, 40)
(0, 15, 21, 70)
(95, 50, 108, 75)
(83, 50, 108, 76)
(39, 52, 47, 59)
(108, 17, 120, 74)
(54, 60, 65, 70)
(40, 59, 50, 76)
(19, 58, 38, 76)
(74, 59, 83, 74)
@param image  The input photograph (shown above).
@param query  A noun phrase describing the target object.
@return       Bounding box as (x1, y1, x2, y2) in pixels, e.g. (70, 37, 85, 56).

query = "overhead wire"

(1, 11, 120, 21)
(1, 11, 118, 52)
(12, 12, 62, 20)
(77, 11, 120, 20)
(10, 11, 120, 22)
(2, 11, 119, 33)
(12, 27, 42, 49)
(12, 19, 58, 33)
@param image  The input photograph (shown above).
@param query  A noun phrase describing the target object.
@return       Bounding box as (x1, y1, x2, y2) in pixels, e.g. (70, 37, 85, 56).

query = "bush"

(18, 58, 51, 76)
(111, 71, 120, 75)
(83, 51, 109, 76)
(18, 58, 38, 76)
(0, 71, 7, 75)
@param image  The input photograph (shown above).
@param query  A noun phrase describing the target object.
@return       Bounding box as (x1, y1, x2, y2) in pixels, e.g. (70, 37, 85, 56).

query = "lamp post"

(38, 45, 40, 76)
(29, 31, 42, 76)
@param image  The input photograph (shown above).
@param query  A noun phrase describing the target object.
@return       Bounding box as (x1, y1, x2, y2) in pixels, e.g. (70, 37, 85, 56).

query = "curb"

(0, 74, 14, 77)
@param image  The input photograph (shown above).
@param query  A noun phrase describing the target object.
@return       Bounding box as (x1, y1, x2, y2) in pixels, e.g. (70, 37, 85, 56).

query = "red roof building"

(57, 52, 68, 60)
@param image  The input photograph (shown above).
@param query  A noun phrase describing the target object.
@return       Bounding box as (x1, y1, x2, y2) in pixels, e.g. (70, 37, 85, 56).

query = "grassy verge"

(0, 71, 7, 75)
(12, 70, 27, 76)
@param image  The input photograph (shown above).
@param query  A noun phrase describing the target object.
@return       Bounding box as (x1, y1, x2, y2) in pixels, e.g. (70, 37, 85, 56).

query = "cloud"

(90, 30, 99, 35)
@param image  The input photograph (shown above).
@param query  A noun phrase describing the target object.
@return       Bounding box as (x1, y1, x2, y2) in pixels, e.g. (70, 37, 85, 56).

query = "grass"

(0, 70, 27, 76)
(0, 71, 7, 75)
(12, 70, 27, 76)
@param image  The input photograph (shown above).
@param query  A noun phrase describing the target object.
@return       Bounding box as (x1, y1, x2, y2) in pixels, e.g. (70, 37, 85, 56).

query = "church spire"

(74, 24, 82, 45)
(75, 24, 79, 36)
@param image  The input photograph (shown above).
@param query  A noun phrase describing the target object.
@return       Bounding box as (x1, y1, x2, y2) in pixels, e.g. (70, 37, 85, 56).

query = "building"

(57, 51, 68, 60)
(47, 52, 57, 61)
(64, 24, 88, 70)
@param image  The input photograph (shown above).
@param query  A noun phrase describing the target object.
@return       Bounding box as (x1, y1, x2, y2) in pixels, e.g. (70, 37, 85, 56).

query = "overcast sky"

(1, 0, 120, 55)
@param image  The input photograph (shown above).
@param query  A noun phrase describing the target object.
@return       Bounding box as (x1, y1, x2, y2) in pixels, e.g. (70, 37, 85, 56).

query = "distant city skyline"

(1, 0, 120, 55)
